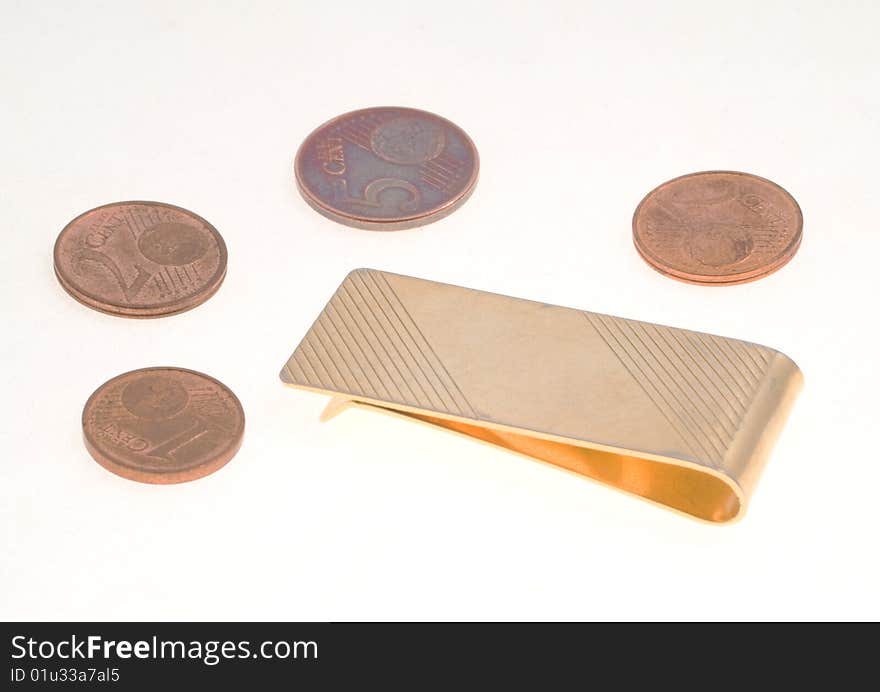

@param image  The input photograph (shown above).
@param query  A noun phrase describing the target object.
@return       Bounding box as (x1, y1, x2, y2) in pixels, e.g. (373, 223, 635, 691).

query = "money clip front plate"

(280, 269, 802, 523)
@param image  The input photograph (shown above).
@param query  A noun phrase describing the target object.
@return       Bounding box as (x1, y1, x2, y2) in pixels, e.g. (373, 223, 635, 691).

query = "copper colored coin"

(54, 201, 227, 317)
(82, 368, 245, 484)
(295, 106, 479, 230)
(632, 171, 803, 285)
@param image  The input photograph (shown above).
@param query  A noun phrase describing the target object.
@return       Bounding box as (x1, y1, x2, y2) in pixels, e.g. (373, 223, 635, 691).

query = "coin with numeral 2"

(54, 201, 227, 317)
(82, 367, 245, 484)
(632, 171, 803, 285)
(295, 107, 479, 230)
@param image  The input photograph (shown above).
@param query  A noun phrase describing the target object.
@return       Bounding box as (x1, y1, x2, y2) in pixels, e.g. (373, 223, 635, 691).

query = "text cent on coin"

(295, 107, 479, 230)
(54, 201, 227, 317)
(632, 171, 803, 285)
(82, 368, 245, 484)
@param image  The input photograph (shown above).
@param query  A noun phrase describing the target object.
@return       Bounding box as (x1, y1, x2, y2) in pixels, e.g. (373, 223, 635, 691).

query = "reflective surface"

(281, 269, 803, 523)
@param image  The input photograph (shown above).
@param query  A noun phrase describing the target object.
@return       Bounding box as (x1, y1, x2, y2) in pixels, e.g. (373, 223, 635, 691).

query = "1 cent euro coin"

(82, 367, 245, 484)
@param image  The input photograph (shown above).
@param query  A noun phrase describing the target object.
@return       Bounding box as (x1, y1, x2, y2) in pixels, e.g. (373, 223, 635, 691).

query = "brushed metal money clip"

(280, 269, 802, 523)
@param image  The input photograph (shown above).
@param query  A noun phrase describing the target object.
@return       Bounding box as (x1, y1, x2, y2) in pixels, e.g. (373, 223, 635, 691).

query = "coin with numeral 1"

(82, 367, 245, 484)
(295, 106, 479, 230)
(54, 201, 228, 317)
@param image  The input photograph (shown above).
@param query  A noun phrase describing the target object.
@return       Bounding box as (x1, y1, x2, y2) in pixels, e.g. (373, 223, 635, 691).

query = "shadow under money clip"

(280, 269, 802, 523)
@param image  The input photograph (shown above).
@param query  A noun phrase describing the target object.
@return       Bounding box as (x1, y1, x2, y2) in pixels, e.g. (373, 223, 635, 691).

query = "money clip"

(280, 269, 802, 523)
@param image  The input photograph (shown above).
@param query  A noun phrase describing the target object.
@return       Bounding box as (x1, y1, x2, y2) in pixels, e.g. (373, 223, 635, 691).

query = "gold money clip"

(280, 269, 802, 523)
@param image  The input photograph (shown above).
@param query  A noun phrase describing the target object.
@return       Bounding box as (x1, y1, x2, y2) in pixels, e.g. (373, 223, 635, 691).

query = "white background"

(2, 0, 878, 621)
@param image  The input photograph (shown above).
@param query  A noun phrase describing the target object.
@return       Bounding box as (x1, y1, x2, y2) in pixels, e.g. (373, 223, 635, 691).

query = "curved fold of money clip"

(280, 269, 802, 523)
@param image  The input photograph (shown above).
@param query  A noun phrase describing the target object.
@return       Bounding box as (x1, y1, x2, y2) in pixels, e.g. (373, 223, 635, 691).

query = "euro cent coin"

(294, 106, 479, 230)
(632, 171, 803, 285)
(82, 367, 245, 484)
(54, 201, 228, 317)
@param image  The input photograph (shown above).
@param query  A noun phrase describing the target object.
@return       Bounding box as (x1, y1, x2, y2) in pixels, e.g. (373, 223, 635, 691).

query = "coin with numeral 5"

(54, 201, 227, 317)
(295, 107, 479, 230)
(82, 367, 244, 484)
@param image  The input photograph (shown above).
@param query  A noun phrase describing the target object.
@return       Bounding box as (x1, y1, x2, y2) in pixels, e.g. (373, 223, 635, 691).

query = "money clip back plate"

(280, 269, 802, 523)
